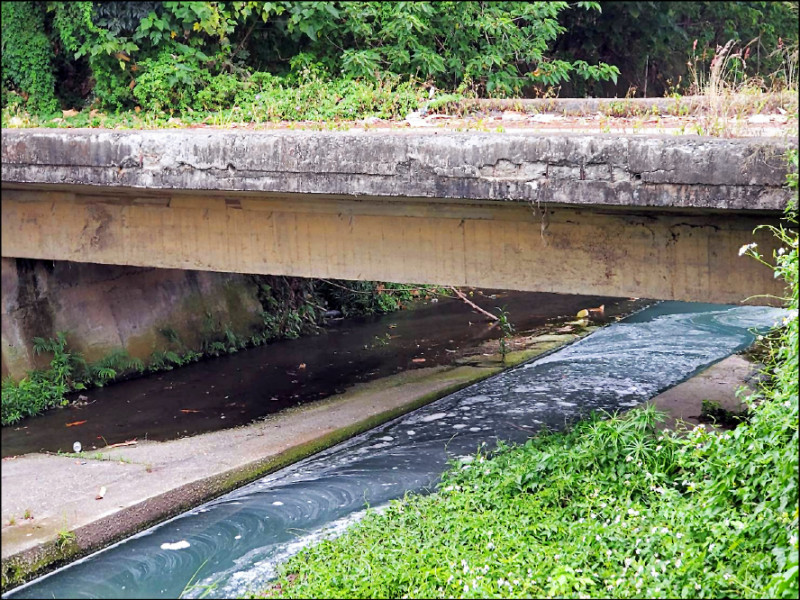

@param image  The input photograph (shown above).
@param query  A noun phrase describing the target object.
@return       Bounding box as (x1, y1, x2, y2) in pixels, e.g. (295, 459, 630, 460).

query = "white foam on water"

(160, 541, 190, 551)
(420, 413, 448, 422)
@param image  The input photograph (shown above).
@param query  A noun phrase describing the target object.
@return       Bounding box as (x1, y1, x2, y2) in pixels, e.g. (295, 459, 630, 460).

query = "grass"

(256, 153, 798, 599)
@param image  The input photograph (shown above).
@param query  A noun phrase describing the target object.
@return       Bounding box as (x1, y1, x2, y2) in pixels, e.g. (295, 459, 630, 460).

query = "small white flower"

(738, 242, 757, 256)
(695, 583, 702, 590)
(723, 573, 732, 580)
(676, 532, 683, 539)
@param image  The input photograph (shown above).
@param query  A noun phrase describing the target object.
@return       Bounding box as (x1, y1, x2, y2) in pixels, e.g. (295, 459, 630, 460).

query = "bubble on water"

(272, 501, 284, 506)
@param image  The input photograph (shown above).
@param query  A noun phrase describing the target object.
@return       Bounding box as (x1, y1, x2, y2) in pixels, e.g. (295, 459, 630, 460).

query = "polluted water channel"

(2, 290, 626, 458)
(4, 301, 788, 599)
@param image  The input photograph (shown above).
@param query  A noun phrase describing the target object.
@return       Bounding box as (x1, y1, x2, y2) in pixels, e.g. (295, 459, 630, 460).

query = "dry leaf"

(298, 363, 307, 370)
(412, 358, 426, 363)
(589, 304, 605, 317)
(65, 420, 87, 427)
(180, 409, 201, 414)
(576, 309, 589, 318)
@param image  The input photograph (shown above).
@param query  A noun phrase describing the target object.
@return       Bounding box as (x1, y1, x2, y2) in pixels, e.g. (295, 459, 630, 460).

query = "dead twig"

(450, 287, 498, 321)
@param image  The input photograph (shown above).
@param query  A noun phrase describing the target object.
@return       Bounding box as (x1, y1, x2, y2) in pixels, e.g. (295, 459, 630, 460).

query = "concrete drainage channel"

(0, 306, 607, 591)
(2, 301, 786, 598)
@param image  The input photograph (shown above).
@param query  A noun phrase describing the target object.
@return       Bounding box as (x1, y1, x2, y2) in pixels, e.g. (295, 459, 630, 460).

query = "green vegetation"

(260, 151, 798, 598)
(495, 306, 514, 363)
(54, 529, 76, 552)
(553, 1, 798, 97)
(2, 1, 622, 122)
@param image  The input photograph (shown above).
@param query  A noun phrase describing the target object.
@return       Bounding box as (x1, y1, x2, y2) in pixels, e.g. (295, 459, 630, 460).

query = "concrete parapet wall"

(1, 129, 795, 211)
(1, 258, 263, 381)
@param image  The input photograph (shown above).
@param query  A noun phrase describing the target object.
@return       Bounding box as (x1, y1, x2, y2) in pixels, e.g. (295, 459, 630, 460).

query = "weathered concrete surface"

(649, 353, 759, 431)
(2, 129, 795, 306)
(1, 184, 789, 306)
(1, 129, 795, 210)
(1, 258, 264, 381)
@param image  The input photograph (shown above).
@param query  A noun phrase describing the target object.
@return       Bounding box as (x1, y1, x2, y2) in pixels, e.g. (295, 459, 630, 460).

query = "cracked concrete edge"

(2, 130, 796, 211)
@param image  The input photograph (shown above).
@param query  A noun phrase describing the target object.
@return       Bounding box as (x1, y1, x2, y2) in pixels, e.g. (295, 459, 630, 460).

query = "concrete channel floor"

(0, 337, 760, 590)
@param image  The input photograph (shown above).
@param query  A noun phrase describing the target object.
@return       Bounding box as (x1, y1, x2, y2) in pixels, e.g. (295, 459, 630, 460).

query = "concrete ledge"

(2, 129, 795, 212)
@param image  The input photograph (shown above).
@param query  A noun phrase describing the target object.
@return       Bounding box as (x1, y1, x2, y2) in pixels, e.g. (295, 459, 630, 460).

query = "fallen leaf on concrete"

(576, 309, 590, 318)
(96, 486, 106, 500)
(412, 358, 426, 363)
(65, 420, 87, 427)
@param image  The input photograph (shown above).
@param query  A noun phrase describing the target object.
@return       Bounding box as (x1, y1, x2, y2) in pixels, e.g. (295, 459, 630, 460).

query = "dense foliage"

(4, 1, 619, 115)
(263, 155, 799, 598)
(553, 1, 799, 97)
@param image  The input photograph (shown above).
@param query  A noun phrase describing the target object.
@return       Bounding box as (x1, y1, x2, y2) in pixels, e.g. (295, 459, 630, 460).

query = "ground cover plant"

(261, 155, 799, 598)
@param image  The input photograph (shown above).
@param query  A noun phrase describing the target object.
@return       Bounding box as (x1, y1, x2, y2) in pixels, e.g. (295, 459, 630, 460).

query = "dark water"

(3, 301, 786, 599)
(2, 291, 631, 458)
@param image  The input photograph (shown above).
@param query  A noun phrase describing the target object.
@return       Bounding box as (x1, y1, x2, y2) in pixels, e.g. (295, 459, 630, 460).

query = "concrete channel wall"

(0, 258, 264, 381)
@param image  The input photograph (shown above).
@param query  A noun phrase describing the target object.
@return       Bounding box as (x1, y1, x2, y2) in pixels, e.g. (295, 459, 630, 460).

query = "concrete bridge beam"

(2, 129, 796, 306)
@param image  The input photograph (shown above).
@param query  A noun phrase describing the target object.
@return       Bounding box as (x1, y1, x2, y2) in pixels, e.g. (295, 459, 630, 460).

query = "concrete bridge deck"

(2, 128, 797, 305)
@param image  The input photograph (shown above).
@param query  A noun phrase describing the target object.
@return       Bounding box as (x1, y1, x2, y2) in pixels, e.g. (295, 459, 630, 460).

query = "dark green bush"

(1, 1, 59, 114)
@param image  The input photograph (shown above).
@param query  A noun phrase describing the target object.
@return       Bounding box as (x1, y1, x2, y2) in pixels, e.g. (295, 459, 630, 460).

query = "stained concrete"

(1, 129, 795, 210)
(1, 258, 264, 381)
(649, 353, 759, 431)
(2, 129, 795, 309)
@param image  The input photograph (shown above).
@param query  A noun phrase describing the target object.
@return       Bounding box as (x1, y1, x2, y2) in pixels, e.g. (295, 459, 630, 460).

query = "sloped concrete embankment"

(0, 330, 575, 590)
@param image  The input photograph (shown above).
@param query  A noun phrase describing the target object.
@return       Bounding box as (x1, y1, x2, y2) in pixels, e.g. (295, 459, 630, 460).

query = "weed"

(699, 398, 750, 427)
(55, 529, 76, 552)
(495, 306, 515, 363)
(22, 509, 31, 520)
